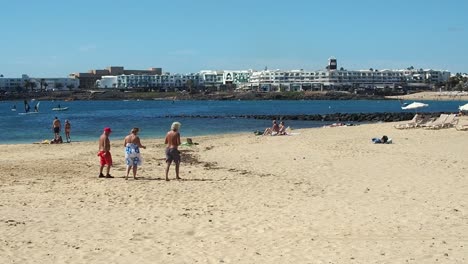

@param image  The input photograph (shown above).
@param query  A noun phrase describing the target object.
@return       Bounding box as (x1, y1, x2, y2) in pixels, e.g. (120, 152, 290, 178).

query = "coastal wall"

(161, 112, 448, 122)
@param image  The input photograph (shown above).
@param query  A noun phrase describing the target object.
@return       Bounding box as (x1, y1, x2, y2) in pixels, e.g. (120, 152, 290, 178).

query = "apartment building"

(0, 74, 80, 91)
(69, 66, 162, 89)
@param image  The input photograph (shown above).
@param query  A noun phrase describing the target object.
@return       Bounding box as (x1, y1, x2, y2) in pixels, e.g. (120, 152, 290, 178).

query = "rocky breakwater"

(161, 112, 447, 123)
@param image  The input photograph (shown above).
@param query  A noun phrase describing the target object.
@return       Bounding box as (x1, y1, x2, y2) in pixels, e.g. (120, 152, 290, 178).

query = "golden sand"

(387, 91, 468, 101)
(1, 121, 467, 263)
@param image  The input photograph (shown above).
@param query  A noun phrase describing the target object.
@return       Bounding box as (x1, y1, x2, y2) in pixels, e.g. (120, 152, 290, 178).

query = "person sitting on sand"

(263, 120, 280, 136)
(124, 127, 146, 180)
(50, 135, 63, 144)
(278, 121, 288, 135)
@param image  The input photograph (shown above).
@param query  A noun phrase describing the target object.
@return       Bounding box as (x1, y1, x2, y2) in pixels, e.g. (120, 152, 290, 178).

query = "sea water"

(0, 99, 463, 144)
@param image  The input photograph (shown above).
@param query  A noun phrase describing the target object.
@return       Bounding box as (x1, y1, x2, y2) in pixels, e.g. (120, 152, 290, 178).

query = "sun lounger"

(456, 124, 468, 131)
(394, 114, 431, 129)
(442, 114, 459, 128)
(424, 114, 458, 129)
(421, 114, 449, 129)
(455, 119, 468, 131)
(394, 114, 421, 129)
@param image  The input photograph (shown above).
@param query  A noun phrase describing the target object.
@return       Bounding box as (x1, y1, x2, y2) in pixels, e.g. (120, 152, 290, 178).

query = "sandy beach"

(387, 91, 468, 101)
(1, 121, 467, 263)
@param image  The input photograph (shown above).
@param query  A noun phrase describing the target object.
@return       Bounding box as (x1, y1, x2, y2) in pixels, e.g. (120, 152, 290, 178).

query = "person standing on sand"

(165, 122, 181, 181)
(124, 127, 146, 180)
(98, 127, 113, 178)
(52, 117, 61, 138)
(64, 120, 71, 143)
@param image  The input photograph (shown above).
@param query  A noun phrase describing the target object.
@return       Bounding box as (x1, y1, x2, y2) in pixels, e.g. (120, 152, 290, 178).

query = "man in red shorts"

(98, 127, 113, 178)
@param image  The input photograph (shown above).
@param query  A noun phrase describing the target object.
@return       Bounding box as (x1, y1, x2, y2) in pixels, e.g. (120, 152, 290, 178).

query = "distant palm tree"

(40, 79, 46, 92)
(24, 79, 32, 92)
(186, 79, 194, 93)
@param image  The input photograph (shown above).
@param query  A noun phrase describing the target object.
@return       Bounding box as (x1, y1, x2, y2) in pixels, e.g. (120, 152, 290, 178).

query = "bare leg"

(99, 166, 104, 176)
(165, 161, 172, 181)
(126, 166, 131, 180)
(175, 161, 181, 180)
(106, 166, 112, 178)
(133, 166, 138, 179)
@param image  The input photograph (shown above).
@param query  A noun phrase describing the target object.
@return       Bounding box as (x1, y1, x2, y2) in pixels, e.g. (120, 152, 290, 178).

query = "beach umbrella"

(401, 101, 429, 110)
(459, 103, 468, 112)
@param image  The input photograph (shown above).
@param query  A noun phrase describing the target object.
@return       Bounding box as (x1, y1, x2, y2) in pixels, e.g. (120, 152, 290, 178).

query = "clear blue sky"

(1, 0, 467, 77)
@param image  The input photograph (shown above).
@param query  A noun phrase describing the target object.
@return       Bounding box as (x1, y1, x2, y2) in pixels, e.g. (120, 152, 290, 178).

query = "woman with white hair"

(124, 127, 146, 180)
(164, 122, 181, 181)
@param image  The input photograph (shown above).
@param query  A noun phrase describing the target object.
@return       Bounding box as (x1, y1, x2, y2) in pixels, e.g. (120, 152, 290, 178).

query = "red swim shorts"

(98, 151, 113, 166)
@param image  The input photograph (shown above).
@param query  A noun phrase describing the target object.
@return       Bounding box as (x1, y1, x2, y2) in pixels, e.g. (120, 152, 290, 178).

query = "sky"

(0, 0, 467, 77)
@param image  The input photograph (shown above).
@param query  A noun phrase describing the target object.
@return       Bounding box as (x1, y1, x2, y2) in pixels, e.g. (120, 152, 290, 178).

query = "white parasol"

(401, 101, 429, 110)
(459, 103, 468, 112)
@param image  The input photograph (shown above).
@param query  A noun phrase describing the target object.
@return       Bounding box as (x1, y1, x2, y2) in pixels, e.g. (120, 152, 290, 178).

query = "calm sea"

(0, 99, 464, 144)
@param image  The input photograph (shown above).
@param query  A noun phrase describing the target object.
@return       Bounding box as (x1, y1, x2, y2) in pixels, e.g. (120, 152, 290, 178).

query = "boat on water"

(18, 111, 40, 115)
(52, 107, 69, 111)
(19, 101, 40, 115)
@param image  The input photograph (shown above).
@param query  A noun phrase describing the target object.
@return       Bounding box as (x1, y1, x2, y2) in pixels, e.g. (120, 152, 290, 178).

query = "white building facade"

(96, 70, 253, 90)
(0, 75, 80, 91)
(247, 68, 450, 92)
(90, 57, 451, 92)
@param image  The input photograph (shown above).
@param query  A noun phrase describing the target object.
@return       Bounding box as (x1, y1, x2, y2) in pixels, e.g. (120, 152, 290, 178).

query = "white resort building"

(4, 58, 449, 93)
(96, 70, 252, 90)
(246, 58, 450, 92)
(94, 58, 450, 92)
(0, 74, 80, 91)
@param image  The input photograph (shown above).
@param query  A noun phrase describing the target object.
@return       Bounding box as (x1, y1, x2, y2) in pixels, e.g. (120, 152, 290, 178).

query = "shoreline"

(386, 91, 468, 101)
(2, 90, 389, 101)
(3, 90, 468, 102)
(1, 130, 251, 146)
(2, 110, 462, 145)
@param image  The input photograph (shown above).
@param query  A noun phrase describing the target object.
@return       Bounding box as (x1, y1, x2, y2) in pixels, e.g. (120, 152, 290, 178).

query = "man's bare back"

(53, 119, 61, 128)
(165, 131, 181, 149)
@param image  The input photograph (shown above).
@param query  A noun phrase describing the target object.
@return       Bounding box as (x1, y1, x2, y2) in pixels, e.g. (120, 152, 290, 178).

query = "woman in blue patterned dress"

(124, 128, 146, 180)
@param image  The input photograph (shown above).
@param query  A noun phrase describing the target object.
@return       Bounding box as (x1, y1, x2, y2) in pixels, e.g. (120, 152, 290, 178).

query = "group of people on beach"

(51, 117, 71, 144)
(263, 120, 288, 136)
(97, 122, 182, 181)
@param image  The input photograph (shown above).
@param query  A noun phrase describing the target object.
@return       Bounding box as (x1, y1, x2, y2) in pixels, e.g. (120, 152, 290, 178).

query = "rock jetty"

(159, 112, 447, 122)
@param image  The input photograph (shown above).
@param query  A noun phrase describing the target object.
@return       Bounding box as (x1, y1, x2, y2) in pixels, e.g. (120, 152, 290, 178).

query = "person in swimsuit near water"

(64, 120, 71, 143)
(52, 117, 61, 138)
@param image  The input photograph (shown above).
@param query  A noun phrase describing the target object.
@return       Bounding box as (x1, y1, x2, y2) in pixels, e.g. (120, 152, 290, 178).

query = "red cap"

(104, 127, 112, 133)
